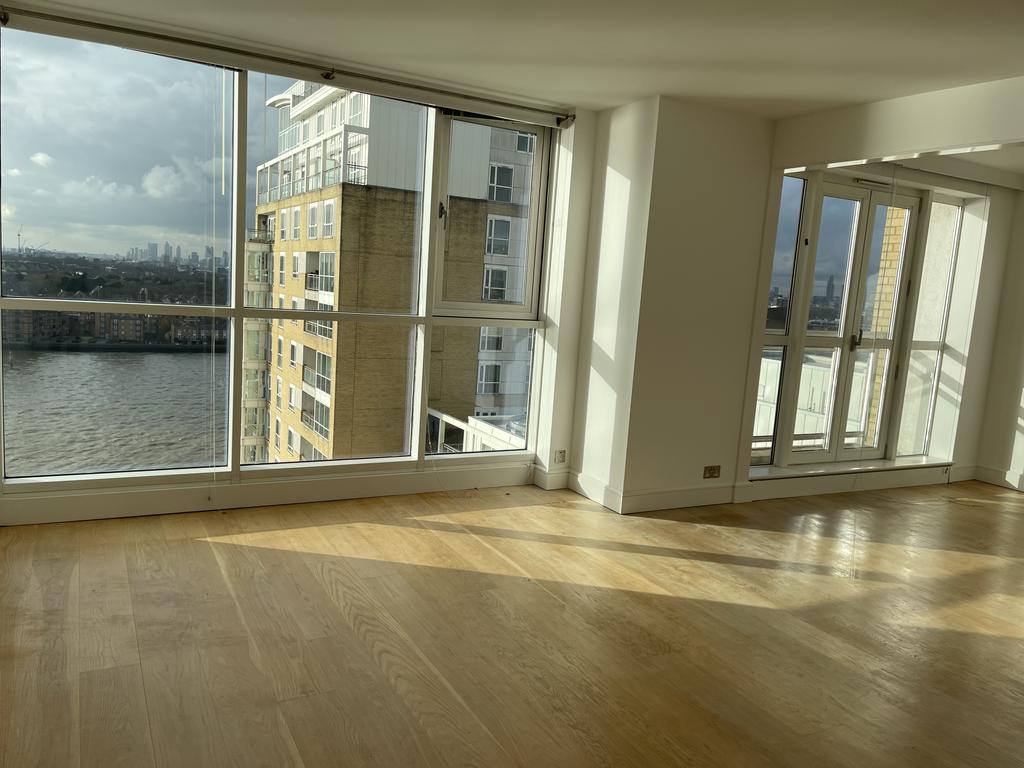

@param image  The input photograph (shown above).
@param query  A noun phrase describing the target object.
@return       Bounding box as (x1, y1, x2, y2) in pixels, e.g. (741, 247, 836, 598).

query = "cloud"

(1, 204, 13, 220)
(8, 168, 22, 177)
(61, 175, 134, 200)
(142, 163, 185, 199)
(29, 152, 53, 167)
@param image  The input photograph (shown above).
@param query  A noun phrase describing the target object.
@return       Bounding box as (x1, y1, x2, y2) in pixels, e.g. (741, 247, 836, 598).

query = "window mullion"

(229, 70, 248, 482)
(414, 110, 445, 467)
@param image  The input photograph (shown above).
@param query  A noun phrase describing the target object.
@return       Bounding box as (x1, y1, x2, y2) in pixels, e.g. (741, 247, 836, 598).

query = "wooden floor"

(2, 480, 1024, 767)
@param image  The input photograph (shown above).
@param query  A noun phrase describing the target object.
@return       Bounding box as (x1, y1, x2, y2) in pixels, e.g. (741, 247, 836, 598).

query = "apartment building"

(243, 83, 534, 464)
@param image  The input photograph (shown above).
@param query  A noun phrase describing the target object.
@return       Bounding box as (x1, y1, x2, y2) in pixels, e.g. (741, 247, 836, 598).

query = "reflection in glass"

(844, 348, 890, 449)
(807, 196, 859, 335)
(441, 121, 537, 307)
(897, 350, 940, 456)
(1, 29, 233, 305)
(766, 177, 804, 331)
(427, 326, 534, 454)
(751, 347, 784, 464)
(896, 201, 960, 456)
(246, 74, 427, 314)
(241, 318, 414, 464)
(860, 204, 911, 336)
(792, 348, 839, 451)
(2, 311, 228, 476)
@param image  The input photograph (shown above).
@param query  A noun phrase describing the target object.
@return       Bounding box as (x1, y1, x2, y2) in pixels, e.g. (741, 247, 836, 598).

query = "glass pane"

(241, 317, 415, 464)
(751, 347, 784, 465)
(246, 74, 427, 313)
(427, 326, 534, 454)
(766, 177, 804, 331)
(897, 350, 940, 456)
(1, 29, 233, 305)
(807, 196, 860, 335)
(860, 204, 911, 337)
(441, 121, 538, 308)
(844, 348, 890, 449)
(792, 348, 839, 451)
(910, 202, 960, 343)
(895, 202, 960, 457)
(2, 310, 228, 476)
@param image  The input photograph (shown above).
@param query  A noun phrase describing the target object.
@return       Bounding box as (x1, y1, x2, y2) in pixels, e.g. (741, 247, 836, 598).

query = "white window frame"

(516, 132, 535, 154)
(0, 31, 551, 512)
(288, 384, 297, 410)
(322, 199, 336, 238)
(488, 163, 514, 202)
(308, 202, 319, 239)
(289, 341, 298, 367)
(480, 327, 503, 351)
(291, 253, 300, 277)
(477, 363, 502, 395)
(485, 215, 512, 256)
(433, 116, 548, 320)
(482, 265, 509, 302)
(275, 376, 282, 408)
(291, 206, 301, 240)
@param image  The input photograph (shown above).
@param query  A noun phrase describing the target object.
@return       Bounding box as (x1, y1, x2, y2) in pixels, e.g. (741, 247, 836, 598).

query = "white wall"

(532, 112, 596, 490)
(773, 75, 1024, 169)
(978, 190, 1024, 488)
(619, 96, 773, 512)
(569, 97, 659, 509)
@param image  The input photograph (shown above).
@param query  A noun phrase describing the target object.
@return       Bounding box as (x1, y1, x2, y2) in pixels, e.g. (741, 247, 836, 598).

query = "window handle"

(438, 200, 448, 227)
(849, 329, 863, 352)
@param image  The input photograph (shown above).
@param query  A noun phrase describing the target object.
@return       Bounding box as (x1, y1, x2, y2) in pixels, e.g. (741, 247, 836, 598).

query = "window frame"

(488, 163, 514, 202)
(0, 32, 551, 498)
(431, 116, 550, 321)
(308, 202, 319, 239)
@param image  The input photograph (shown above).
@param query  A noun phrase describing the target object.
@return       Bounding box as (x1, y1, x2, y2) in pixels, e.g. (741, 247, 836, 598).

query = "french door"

(787, 181, 919, 464)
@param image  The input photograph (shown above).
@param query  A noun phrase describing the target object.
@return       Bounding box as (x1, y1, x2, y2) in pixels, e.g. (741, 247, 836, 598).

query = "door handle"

(849, 329, 863, 352)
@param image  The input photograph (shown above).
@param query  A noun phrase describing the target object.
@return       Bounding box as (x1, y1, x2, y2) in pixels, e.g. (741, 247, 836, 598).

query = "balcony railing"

(246, 228, 274, 244)
(302, 365, 331, 394)
(346, 163, 368, 185)
(301, 410, 330, 439)
(305, 271, 335, 293)
(304, 319, 334, 339)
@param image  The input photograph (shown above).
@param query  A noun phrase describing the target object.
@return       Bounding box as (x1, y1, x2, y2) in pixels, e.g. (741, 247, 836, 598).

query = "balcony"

(246, 228, 274, 245)
(305, 271, 335, 294)
(300, 409, 330, 439)
(346, 163, 368, 185)
(302, 364, 331, 394)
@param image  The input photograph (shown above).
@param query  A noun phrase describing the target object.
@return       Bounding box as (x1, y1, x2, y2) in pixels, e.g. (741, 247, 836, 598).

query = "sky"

(1, 28, 291, 258)
(771, 177, 889, 306)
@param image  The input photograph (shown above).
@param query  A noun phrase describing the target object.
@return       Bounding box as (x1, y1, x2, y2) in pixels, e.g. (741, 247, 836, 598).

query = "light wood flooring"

(2, 480, 1024, 767)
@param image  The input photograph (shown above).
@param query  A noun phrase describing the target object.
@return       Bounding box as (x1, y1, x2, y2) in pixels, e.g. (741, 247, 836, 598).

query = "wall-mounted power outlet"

(703, 465, 721, 479)
(554, 449, 567, 465)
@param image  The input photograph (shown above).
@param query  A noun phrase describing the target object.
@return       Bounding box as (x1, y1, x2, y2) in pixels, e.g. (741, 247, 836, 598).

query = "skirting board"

(734, 464, 953, 503)
(568, 472, 732, 514)
(0, 462, 535, 526)
(568, 471, 624, 512)
(974, 465, 1024, 491)
(533, 466, 570, 491)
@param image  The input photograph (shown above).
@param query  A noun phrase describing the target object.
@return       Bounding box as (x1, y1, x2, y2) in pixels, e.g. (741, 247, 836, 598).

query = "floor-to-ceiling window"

(750, 170, 966, 469)
(0, 26, 551, 490)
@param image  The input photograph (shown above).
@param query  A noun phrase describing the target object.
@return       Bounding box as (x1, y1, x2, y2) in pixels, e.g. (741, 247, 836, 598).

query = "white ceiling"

(961, 145, 1024, 175)
(38, 0, 1024, 117)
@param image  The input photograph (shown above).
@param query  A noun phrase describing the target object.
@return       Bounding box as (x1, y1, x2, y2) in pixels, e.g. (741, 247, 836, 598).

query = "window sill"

(748, 455, 951, 481)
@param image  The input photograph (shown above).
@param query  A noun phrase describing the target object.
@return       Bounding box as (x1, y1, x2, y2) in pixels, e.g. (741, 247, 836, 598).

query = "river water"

(3, 350, 228, 477)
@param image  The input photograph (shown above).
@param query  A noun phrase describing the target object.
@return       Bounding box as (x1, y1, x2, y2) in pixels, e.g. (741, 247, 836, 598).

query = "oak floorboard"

(3, 480, 1024, 767)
